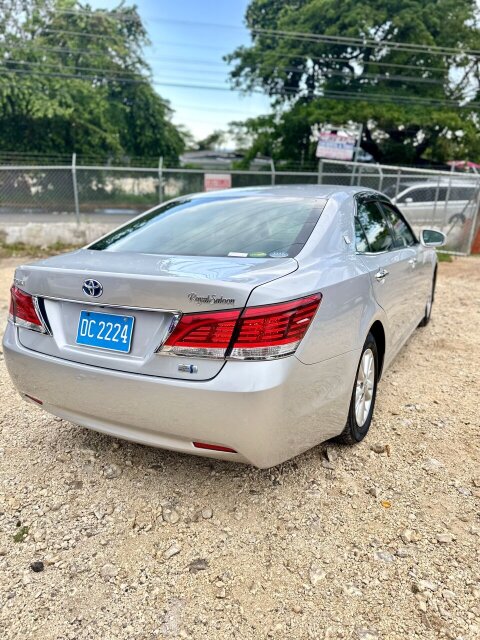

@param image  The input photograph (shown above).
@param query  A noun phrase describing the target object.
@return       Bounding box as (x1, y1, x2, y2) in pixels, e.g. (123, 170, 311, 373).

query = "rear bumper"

(3, 323, 358, 468)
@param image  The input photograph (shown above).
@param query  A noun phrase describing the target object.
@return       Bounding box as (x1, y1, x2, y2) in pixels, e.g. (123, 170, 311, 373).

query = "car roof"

(399, 179, 477, 189)
(188, 185, 378, 200)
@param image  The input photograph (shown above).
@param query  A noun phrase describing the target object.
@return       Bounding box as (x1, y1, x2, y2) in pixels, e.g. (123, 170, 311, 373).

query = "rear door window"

(378, 202, 417, 247)
(356, 200, 395, 252)
(90, 195, 326, 259)
(354, 218, 370, 252)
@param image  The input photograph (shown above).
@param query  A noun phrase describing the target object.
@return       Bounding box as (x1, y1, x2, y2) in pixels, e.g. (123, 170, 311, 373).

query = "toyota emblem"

(82, 279, 103, 298)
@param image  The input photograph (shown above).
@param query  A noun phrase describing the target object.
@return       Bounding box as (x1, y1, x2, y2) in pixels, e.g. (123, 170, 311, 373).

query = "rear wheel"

(337, 333, 378, 445)
(419, 269, 437, 327)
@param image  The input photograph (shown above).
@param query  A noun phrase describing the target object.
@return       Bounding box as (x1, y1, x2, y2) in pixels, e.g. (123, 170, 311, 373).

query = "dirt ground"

(0, 256, 479, 640)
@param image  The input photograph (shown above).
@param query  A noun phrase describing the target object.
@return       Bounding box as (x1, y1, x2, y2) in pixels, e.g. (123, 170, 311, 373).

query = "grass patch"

(13, 525, 29, 543)
(436, 251, 453, 262)
(0, 241, 81, 259)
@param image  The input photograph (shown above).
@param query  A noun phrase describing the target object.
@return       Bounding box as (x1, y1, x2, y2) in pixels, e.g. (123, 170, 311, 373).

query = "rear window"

(90, 195, 326, 258)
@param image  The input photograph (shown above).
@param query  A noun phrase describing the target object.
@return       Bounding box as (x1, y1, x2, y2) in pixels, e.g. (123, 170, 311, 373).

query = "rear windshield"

(90, 195, 326, 258)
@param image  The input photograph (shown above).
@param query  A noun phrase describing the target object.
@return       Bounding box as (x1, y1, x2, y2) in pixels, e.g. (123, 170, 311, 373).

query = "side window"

(449, 186, 474, 201)
(356, 200, 395, 252)
(399, 187, 435, 203)
(354, 218, 369, 252)
(378, 202, 417, 248)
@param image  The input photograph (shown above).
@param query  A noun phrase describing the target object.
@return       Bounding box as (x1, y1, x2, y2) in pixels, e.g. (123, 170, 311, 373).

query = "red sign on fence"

(204, 173, 232, 191)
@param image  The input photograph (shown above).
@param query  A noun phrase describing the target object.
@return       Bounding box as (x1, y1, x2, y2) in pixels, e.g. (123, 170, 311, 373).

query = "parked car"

(3, 186, 445, 468)
(383, 179, 478, 228)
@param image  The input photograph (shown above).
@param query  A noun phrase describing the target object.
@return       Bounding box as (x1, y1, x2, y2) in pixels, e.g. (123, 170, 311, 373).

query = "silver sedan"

(3, 186, 445, 468)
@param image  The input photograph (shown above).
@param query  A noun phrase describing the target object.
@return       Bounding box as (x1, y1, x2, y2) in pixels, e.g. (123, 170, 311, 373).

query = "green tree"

(0, 0, 185, 163)
(226, 0, 480, 166)
(196, 129, 227, 151)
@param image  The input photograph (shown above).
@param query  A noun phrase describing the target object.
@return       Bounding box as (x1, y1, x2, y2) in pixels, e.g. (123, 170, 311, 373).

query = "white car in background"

(384, 179, 478, 228)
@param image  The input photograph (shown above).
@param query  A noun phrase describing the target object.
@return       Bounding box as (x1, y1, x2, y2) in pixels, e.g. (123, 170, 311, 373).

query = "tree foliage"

(196, 130, 227, 151)
(0, 0, 185, 163)
(227, 0, 480, 166)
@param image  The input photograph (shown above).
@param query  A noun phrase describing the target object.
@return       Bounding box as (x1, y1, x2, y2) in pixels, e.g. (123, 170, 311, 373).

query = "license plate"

(76, 310, 134, 353)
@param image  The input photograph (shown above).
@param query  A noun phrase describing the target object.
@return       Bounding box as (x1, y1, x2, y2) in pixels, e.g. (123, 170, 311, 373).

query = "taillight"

(9, 286, 48, 333)
(230, 294, 322, 360)
(160, 294, 321, 361)
(162, 309, 241, 358)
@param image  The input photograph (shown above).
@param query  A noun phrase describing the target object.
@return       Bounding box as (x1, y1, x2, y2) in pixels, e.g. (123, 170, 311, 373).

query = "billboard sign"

(315, 131, 357, 161)
(204, 173, 232, 191)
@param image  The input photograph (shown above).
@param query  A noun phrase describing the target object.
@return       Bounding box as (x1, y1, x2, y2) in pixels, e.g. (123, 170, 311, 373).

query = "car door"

(376, 200, 426, 332)
(355, 196, 417, 355)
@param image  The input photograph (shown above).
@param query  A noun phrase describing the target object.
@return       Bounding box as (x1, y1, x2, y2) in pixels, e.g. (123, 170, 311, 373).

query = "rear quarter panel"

(246, 194, 388, 365)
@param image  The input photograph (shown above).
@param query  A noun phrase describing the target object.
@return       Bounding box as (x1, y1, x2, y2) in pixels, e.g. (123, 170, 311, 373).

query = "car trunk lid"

(14, 250, 297, 380)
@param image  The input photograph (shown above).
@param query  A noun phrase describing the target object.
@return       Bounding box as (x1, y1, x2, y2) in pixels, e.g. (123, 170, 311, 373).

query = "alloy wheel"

(355, 348, 375, 427)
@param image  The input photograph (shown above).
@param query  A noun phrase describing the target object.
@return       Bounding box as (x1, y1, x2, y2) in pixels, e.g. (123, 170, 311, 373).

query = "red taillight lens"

(9, 286, 47, 333)
(162, 309, 241, 358)
(159, 294, 321, 361)
(230, 294, 322, 360)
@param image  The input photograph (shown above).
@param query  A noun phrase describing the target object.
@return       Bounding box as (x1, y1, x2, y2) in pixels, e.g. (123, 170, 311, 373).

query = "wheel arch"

(369, 320, 386, 380)
(432, 264, 438, 303)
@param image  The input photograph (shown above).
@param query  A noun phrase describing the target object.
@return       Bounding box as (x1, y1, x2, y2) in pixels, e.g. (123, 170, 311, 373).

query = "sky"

(89, 0, 271, 141)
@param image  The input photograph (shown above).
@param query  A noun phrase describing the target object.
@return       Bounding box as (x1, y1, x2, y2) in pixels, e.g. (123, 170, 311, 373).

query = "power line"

(41, 28, 133, 40)
(1, 59, 148, 78)
(153, 81, 480, 108)
(37, 7, 142, 23)
(0, 67, 146, 84)
(251, 28, 480, 58)
(0, 66, 475, 108)
(3, 42, 455, 76)
(0, 58, 454, 88)
(30, 13, 480, 59)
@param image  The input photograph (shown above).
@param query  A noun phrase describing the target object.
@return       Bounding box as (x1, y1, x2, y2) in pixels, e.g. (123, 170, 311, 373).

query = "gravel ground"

(0, 256, 479, 640)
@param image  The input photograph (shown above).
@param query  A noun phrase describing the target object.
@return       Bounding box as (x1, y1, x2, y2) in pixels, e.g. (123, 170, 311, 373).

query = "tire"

(337, 333, 378, 445)
(418, 269, 437, 327)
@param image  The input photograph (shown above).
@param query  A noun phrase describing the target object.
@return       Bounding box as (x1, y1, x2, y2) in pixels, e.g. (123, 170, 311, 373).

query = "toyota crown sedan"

(3, 186, 445, 468)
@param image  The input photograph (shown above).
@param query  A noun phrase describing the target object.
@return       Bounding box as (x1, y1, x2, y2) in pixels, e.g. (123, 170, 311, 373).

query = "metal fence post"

(357, 165, 363, 186)
(394, 169, 402, 199)
(378, 164, 384, 193)
(71, 153, 80, 223)
(350, 161, 356, 186)
(443, 164, 454, 227)
(158, 156, 164, 204)
(317, 159, 323, 184)
(270, 159, 275, 185)
(432, 176, 441, 225)
(466, 180, 480, 255)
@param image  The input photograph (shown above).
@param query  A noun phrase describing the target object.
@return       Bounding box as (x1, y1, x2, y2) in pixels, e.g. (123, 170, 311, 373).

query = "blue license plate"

(76, 310, 134, 353)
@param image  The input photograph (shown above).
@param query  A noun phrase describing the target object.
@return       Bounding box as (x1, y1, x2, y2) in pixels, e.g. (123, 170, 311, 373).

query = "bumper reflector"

(24, 394, 43, 405)
(193, 442, 237, 453)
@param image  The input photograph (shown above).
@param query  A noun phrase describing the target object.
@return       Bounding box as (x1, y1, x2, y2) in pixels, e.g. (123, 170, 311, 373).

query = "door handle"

(408, 257, 417, 267)
(375, 268, 389, 281)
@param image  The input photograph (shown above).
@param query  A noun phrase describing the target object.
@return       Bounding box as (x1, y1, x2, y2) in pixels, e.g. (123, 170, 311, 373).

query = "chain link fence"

(0, 158, 479, 254)
(319, 160, 480, 255)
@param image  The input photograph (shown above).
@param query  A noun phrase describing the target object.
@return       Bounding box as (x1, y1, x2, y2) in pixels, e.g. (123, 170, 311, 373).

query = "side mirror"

(404, 197, 413, 204)
(421, 229, 446, 247)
